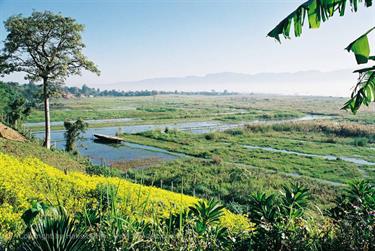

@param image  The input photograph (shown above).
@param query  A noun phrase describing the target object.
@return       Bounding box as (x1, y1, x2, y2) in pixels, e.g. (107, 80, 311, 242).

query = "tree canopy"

(1, 11, 100, 81)
(268, 0, 374, 113)
(0, 11, 100, 148)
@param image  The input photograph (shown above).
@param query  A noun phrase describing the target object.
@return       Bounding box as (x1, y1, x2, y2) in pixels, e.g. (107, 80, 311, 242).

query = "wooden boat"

(93, 134, 124, 143)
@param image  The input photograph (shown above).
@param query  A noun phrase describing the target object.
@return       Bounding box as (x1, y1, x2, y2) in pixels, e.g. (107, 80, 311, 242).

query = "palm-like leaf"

(248, 192, 279, 224)
(269, 0, 375, 113)
(343, 71, 375, 113)
(189, 199, 225, 234)
(345, 180, 375, 209)
(280, 183, 311, 218)
(268, 0, 372, 42)
(189, 199, 225, 225)
(20, 210, 90, 251)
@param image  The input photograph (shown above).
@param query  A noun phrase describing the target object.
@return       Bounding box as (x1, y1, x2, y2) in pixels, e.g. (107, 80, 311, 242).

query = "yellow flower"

(0, 153, 251, 237)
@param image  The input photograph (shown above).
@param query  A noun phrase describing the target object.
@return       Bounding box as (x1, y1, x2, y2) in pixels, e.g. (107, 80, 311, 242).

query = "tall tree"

(268, 0, 373, 113)
(0, 11, 100, 148)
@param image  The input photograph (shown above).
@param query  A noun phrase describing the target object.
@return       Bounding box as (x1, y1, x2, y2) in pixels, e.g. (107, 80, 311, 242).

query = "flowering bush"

(0, 153, 250, 238)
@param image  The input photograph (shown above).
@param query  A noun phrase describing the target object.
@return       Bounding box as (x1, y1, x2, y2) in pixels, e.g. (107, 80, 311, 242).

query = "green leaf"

(346, 35, 370, 64)
(342, 71, 375, 113)
(268, 0, 373, 41)
(346, 26, 375, 64)
(308, 0, 320, 28)
(353, 65, 375, 73)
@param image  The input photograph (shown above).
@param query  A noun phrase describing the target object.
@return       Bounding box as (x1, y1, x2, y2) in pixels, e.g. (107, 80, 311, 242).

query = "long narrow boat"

(93, 134, 124, 143)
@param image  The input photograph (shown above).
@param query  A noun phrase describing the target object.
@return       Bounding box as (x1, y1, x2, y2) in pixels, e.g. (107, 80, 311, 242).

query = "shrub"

(324, 180, 375, 250)
(211, 155, 222, 165)
(325, 137, 337, 144)
(352, 137, 369, 147)
(224, 128, 243, 136)
(204, 133, 217, 140)
(86, 165, 121, 177)
(18, 206, 89, 251)
(64, 118, 88, 153)
(247, 183, 312, 250)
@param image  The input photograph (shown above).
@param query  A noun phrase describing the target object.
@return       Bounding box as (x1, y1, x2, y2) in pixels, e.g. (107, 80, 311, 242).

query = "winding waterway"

(31, 115, 331, 167)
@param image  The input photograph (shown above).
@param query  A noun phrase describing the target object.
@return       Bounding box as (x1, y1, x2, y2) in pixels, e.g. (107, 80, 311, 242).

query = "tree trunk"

(43, 77, 51, 149)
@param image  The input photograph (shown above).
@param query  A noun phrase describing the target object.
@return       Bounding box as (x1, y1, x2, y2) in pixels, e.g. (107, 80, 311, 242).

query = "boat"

(93, 134, 124, 143)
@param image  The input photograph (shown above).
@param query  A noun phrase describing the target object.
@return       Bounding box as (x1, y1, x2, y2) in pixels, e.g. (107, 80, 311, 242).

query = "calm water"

(25, 117, 138, 127)
(243, 145, 375, 166)
(33, 131, 180, 166)
(32, 115, 328, 166)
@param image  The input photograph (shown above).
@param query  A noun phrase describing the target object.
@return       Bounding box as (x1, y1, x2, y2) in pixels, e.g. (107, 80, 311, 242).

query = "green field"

(27, 94, 375, 126)
(25, 95, 375, 213)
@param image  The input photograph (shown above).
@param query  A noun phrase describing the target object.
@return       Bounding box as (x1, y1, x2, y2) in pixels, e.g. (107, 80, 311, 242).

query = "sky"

(0, 0, 374, 92)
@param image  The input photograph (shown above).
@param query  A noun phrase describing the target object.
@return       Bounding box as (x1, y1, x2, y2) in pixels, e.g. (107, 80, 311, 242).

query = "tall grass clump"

(245, 120, 375, 139)
(352, 137, 369, 147)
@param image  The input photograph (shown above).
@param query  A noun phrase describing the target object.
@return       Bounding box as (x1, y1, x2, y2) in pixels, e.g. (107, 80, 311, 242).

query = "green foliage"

(1, 10, 100, 148)
(5, 97, 31, 128)
(19, 206, 89, 251)
(0, 81, 33, 127)
(248, 183, 313, 250)
(269, 0, 375, 113)
(268, 0, 372, 42)
(3, 176, 375, 250)
(189, 199, 225, 233)
(21, 200, 51, 227)
(245, 120, 375, 138)
(86, 164, 121, 177)
(1, 11, 100, 82)
(325, 180, 375, 250)
(352, 137, 369, 147)
(343, 70, 375, 114)
(17, 193, 234, 250)
(205, 132, 217, 140)
(64, 118, 88, 152)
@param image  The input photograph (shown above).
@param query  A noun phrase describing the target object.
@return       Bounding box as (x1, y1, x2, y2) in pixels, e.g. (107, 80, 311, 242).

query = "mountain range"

(103, 70, 357, 97)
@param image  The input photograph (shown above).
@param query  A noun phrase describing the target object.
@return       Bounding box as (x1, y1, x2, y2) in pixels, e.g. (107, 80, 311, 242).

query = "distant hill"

(106, 70, 356, 97)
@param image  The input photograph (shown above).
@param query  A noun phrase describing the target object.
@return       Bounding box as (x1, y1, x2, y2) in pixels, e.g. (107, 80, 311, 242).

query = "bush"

(224, 128, 243, 136)
(205, 133, 217, 140)
(211, 155, 222, 165)
(247, 183, 312, 250)
(86, 164, 121, 177)
(323, 180, 375, 251)
(325, 137, 337, 144)
(352, 137, 369, 147)
(18, 206, 89, 251)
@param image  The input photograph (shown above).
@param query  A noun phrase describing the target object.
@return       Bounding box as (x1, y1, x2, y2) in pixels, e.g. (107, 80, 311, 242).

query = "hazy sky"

(0, 0, 374, 88)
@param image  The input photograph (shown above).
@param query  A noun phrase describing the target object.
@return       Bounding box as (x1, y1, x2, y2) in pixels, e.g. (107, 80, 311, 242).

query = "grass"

(115, 119, 375, 211)
(2, 94, 375, 250)
(25, 94, 354, 124)
(0, 138, 88, 172)
(122, 129, 368, 184)
(125, 158, 339, 212)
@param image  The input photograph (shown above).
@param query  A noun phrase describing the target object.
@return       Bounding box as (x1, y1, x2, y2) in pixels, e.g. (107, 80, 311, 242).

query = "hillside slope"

(0, 138, 87, 172)
(0, 153, 249, 238)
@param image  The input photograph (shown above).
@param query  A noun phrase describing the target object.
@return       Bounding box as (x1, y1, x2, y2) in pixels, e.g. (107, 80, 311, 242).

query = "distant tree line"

(65, 84, 238, 97)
